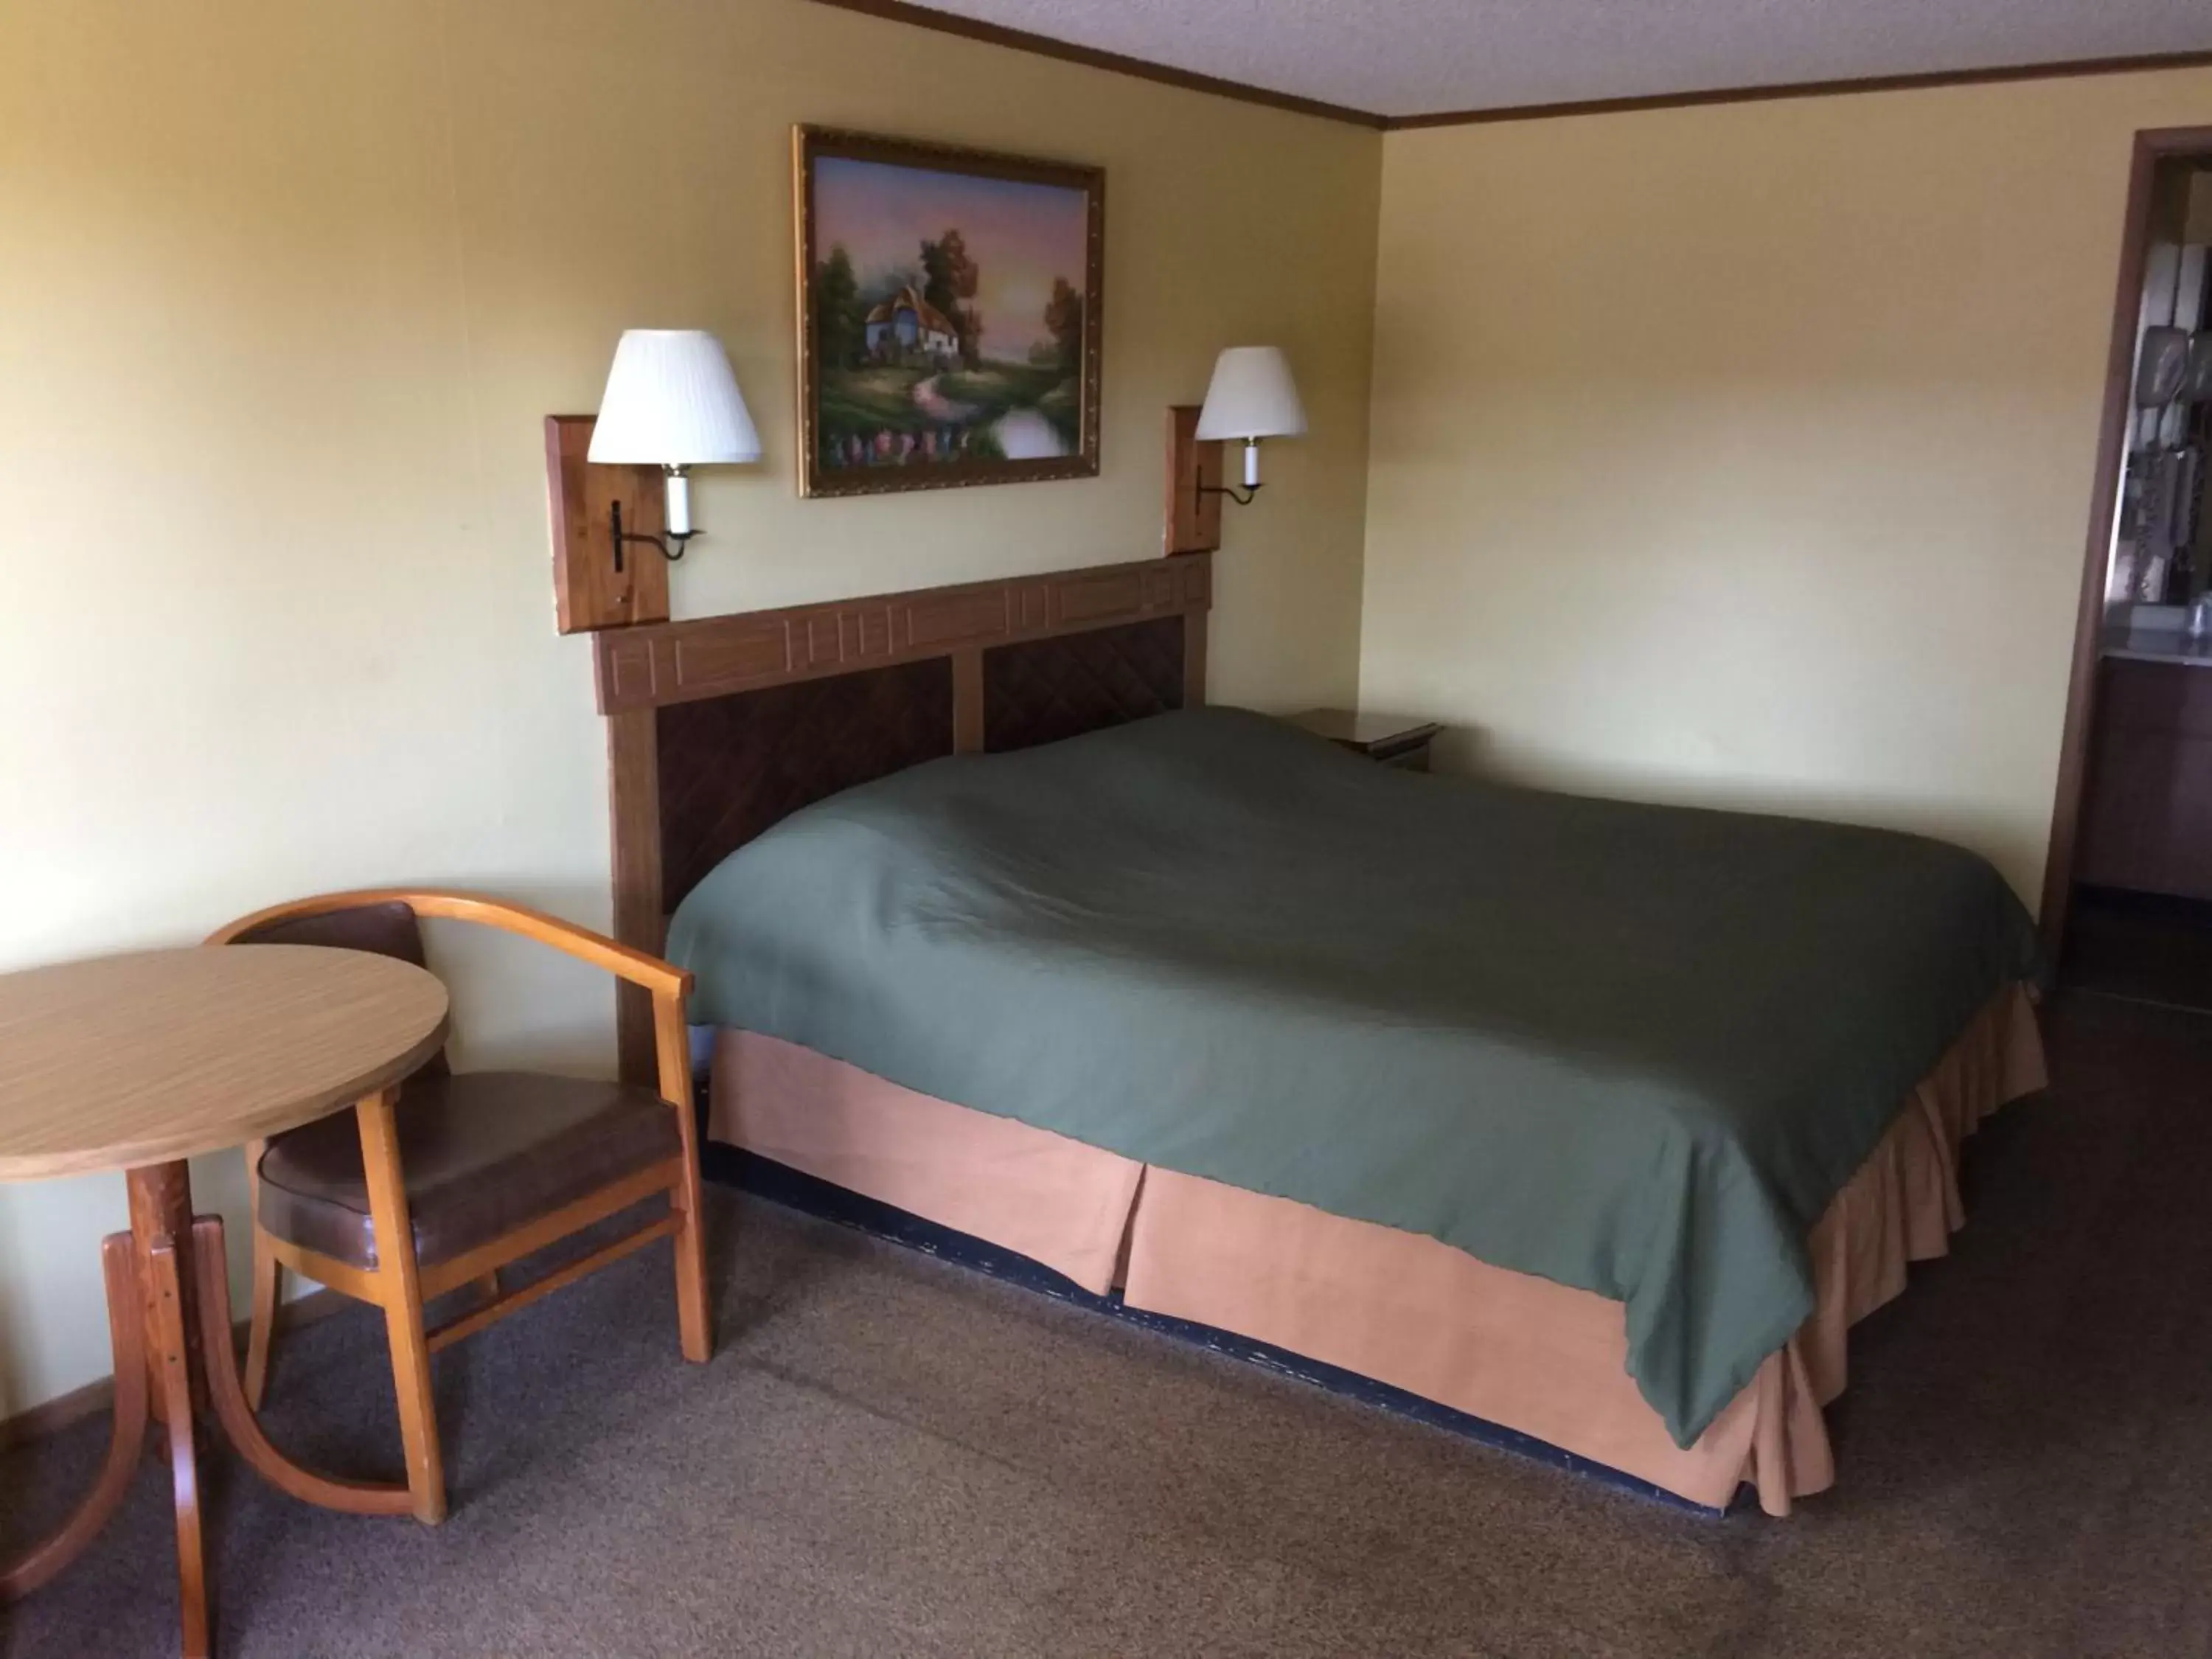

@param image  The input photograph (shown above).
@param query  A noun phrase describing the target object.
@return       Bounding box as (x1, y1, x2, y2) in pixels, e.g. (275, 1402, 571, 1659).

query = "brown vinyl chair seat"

(257, 1072, 684, 1272)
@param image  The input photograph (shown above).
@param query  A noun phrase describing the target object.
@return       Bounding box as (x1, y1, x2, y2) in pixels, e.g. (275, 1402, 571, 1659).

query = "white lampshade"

(1194, 346, 1307, 442)
(588, 330, 761, 465)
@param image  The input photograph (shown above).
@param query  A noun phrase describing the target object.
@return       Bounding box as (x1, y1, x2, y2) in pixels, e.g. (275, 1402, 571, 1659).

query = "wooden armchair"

(207, 888, 710, 1526)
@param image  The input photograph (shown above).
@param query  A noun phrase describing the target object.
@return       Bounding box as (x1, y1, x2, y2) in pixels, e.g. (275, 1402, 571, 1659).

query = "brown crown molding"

(1382, 48, 2212, 129)
(806, 4, 2212, 134)
(807, 0, 1384, 128)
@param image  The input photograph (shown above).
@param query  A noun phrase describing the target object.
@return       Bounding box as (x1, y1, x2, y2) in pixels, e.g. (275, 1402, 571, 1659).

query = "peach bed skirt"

(709, 986, 2045, 1515)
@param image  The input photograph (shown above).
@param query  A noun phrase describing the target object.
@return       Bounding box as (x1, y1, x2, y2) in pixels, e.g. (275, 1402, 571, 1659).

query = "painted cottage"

(864, 285, 961, 364)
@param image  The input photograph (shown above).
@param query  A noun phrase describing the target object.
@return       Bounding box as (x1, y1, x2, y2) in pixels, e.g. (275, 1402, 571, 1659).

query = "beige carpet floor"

(4, 991, 2211, 1658)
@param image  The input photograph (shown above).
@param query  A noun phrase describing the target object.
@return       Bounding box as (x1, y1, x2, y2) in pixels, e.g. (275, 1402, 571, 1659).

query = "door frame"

(2039, 124, 2212, 961)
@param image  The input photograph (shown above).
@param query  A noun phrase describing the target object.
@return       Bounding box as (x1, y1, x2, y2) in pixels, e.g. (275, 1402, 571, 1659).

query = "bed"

(591, 552, 2045, 1514)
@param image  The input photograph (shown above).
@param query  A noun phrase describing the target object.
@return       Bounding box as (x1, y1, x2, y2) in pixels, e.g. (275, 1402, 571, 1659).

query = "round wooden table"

(0, 945, 450, 1658)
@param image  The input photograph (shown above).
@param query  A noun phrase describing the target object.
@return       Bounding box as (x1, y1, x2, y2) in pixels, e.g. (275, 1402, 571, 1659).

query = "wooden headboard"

(595, 552, 1212, 1078)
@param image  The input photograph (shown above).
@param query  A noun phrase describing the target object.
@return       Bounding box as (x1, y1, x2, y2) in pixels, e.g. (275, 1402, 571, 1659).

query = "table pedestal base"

(0, 1161, 414, 1658)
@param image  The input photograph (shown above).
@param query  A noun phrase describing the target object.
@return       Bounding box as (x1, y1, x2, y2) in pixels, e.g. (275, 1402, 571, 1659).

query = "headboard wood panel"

(982, 615, 1187, 753)
(658, 657, 956, 911)
(598, 552, 1211, 1080)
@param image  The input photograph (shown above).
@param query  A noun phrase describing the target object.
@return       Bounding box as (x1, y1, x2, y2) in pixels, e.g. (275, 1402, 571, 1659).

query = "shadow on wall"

(409, 883, 629, 1080)
(1426, 726, 2039, 902)
(1427, 725, 1495, 778)
(222, 876, 630, 1078)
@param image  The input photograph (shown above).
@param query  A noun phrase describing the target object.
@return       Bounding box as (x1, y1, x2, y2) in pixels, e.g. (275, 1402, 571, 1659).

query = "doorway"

(2044, 128, 2212, 1009)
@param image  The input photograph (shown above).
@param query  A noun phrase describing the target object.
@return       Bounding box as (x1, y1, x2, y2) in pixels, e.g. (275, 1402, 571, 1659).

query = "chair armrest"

(208, 888, 694, 1002)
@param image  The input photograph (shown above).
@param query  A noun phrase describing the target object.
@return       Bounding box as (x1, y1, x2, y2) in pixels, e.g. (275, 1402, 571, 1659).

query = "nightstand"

(1287, 709, 1443, 771)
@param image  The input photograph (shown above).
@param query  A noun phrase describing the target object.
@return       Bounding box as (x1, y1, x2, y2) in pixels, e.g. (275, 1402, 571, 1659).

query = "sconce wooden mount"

(1164, 405, 1225, 557)
(545, 414, 672, 634)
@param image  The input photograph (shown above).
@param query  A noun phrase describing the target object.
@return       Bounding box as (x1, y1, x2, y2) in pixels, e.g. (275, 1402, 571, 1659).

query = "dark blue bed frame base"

(700, 1141, 1733, 1517)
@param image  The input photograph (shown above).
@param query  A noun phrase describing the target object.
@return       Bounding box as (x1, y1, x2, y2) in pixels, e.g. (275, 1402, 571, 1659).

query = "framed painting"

(794, 126, 1104, 498)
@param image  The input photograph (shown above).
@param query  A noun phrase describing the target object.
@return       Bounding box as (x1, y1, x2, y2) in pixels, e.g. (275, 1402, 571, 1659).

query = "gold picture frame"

(793, 126, 1105, 498)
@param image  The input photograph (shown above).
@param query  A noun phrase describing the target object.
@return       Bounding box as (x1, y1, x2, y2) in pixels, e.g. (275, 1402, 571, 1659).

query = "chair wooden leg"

(377, 1300, 444, 1526)
(355, 1085, 447, 1526)
(672, 1186, 712, 1366)
(243, 1230, 282, 1411)
(650, 990, 713, 1366)
(188, 1219, 414, 1517)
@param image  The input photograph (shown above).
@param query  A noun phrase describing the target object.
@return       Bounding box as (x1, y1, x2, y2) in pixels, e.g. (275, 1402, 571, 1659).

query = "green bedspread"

(669, 707, 2037, 1446)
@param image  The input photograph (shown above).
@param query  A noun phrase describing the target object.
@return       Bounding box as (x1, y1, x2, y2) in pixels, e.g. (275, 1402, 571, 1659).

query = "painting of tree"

(813, 244, 864, 372)
(1043, 277, 1084, 373)
(921, 229, 984, 368)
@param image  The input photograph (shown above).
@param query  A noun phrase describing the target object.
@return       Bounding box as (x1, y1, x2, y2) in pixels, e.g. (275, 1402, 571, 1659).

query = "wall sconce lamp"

(587, 329, 761, 569)
(1165, 346, 1307, 554)
(545, 328, 759, 635)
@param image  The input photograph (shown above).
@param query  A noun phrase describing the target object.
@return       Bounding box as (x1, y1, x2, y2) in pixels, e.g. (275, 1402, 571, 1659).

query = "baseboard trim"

(0, 1287, 349, 1453)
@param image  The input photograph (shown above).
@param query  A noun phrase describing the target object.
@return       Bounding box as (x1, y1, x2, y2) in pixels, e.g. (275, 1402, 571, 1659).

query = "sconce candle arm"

(608, 497, 696, 573)
(1197, 481, 1264, 508)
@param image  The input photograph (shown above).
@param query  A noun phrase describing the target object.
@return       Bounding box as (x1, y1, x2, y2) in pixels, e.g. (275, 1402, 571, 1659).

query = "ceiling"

(883, 0, 2212, 120)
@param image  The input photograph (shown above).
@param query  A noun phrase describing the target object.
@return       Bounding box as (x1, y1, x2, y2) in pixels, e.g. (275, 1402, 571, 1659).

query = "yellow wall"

(1362, 69, 2212, 901)
(0, 0, 1379, 1415)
